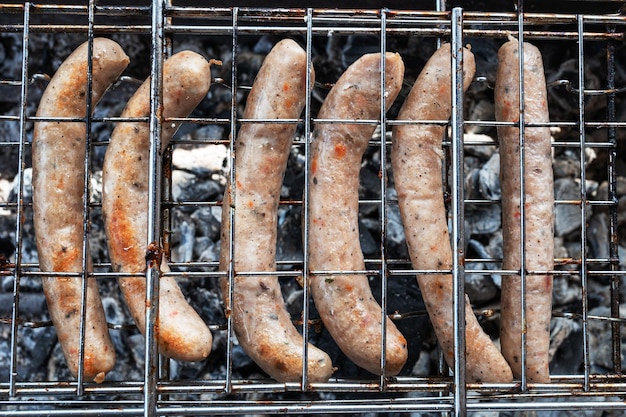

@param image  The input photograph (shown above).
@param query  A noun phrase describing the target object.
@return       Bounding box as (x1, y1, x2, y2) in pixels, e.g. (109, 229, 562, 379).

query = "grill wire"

(1, 1, 626, 415)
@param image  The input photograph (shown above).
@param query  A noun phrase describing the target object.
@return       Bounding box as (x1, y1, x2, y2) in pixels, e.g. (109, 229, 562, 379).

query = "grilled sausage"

(219, 39, 333, 382)
(102, 50, 214, 362)
(307, 52, 408, 376)
(496, 38, 553, 383)
(392, 43, 513, 383)
(32, 38, 129, 382)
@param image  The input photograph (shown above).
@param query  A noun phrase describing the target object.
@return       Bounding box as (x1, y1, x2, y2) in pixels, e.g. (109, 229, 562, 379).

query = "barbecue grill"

(1, 0, 626, 415)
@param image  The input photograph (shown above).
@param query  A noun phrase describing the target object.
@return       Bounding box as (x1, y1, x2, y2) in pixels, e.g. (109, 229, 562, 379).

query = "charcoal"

(588, 212, 610, 261)
(466, 239, 500, 305)
(587, 306, 626, 373)
(465, 204, 501, 236)
(465, 270, 498, 306)
(554, 178, 584, 237)
(478, 152, 501, 200)
(190, 206, 222, 242)
(553, 149, 581, 179)
(465, 168, 481, 200)
(194, 237, 220, 264)
(0, 292, 46, 317)
(174, 220, 196, 264)
(552, 275, 581, 307)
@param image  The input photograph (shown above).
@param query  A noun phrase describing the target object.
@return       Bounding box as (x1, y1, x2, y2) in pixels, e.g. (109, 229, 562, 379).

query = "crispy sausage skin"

(102, 50, 213, 362)
(219, 39, 333, 382)
(307, 53, 408, 376)
(496, 39, 553, 383)
(32, 38, 129, 382)
(392, 43, 513, 383)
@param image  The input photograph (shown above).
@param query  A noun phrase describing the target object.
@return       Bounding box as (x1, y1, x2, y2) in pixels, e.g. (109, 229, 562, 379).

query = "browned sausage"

(307, 52, 408, 376)
(102, 50, 214, 362)
(392, 43, 513, 383)
(32, 38, 129, 382)
(220, 39, 333, 382)
(496, 38, 553, 383)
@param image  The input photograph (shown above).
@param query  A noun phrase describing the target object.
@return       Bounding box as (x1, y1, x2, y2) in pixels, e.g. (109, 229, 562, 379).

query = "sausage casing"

(307, 52, 408, 376)
(219, 39, 333, 382)
(496, 39, 553, 383)
(392, 43, 513, 383)
(32, 38, 129, 382)
(102, 50, 213, 362)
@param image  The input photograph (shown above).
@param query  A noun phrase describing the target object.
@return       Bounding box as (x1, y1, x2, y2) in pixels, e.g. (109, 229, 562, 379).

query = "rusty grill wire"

(1, 0, 626, 416)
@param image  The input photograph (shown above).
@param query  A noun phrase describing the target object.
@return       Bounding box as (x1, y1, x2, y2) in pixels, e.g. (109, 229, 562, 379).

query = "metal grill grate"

(1, 1, 626, 415)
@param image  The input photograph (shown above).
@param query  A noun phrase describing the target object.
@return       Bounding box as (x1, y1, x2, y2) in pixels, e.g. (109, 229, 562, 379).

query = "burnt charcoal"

(0, 292, 47, 317)
(466, 239, 501, 305)
(465, 270, 498, 306)
(546, 57, 604, 122)
(0, 123, 21, 179)
(552, 275, 582, 307)
(101, 295, 130, 368)
(172, 170, 223, 210)
(588, 212, 610, 261)
(587, 306, 626, 373)
(359, 218, 379, 257)
(465, 168, 481, 200)
(173, 220, 195, 264)
(478, 152, 501, 201)
(385, 189, 409, 260)
(282, 279, 305, 319)
(549, 316, 584, 377)
(554, 178, 592, 237)
(553, 149, 581, 179)
(15, 326, 57, 381)
(464, 139, 497, 161)
(190, 207, 222, 242)
(194, 237, 220, 264)
(466, 152, 501, 202)
(359, 161, 383, 204)
(2, 274, 42, 293)
(276, 206, 304, 267)
(410, 350, 433, 377)
(465, 204, 501, 236)
(7, 167, 32, 203)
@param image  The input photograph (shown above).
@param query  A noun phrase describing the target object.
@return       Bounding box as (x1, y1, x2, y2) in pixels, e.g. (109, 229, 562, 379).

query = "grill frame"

(1, 1, 626, 415)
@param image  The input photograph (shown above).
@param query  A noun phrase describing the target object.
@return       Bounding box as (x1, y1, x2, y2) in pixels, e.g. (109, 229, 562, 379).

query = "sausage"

(102, 50, 214, 362)
(219, 39, 333, 382)
(307, 52, 408, 376)
(496, 38, 553, 383)
(391, 43, 513, 383)
(32, 38, 129, 382)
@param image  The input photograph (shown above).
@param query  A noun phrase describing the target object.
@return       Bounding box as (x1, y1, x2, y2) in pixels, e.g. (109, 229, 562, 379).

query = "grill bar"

(299, 6, 314, 389)
(7, 0, 31, 400)
(223, 5, 238, 394)
(377, 8, 389, 390)
(143, 0, 165, 415)
(450, 7, 467, 416)
(577, 14, 592, 393)
(607, 24, 622, 374)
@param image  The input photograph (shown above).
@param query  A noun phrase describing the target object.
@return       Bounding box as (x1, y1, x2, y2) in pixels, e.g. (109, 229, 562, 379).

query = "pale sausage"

(219, 39, 333, 382)
(102, 50, 214, 362)
(307, 52, 408, 376)
(32, 38, 129, 382)
(392, 43, 513, 383)
(496, 38, 553, 383)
